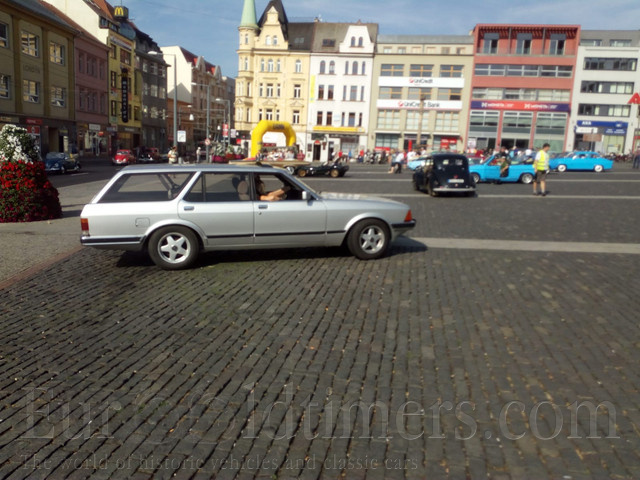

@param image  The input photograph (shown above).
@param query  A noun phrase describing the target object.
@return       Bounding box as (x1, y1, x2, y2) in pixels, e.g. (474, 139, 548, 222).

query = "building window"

(292, 110, 300, 124)
(21, 31, 39, 57)
(380, 64, 404, 76)
(502, 111, 533, 129)
(50, 42, 65, 65)
(398, 47, 406, 54)
(406, 111, 428, 131)
(110, 100, 117, 116)
(358, 37, 363, 47)
(408, 87, 432, 100)
(610, 39, 632, 47)
(273, 36, 278, 46)
(350, 36, 356, 47)
(0, 74, 10, 98)
(319, 61, 325, 74)
(410, 64, 433, 77)
(584, 57, 637, 71)
(349, 86, 358, 101)
(50, 86, 65, 107)
(327, 111, 333, 125)
(265, 36, 272, 46)
(348, 113, 356, 127)
(548, 34, 566, 55)
(516, 33, 532, 54)
(437, 88, 461, 101)
(268, 59, 274, 72)
(352, 63, 358, 75)
(440, 65, 463, 77)
(260, 59, 265, 72)
(266, 84, 274, 97)
(110, 44, 117, 59)
(78, 53, 85, 73)
(472, 88, 502, 99)
(344, 61, 349, 75)
(110, 71, 117, 88)
(23, 79, 39, 103)
(318, 84, 325, 100)
(276, 60, 281, 72)
(361, 62, 366, 75)
(482, 33, 499, 54)
(293, 84, 301, 98)
(580, 81, 634, 94)
(316, 111, 323, 125)
(535, 113, 567, 134)
(329, 61, 335, 74)
(0, 22, 8, 48)
(376, 110, 400, 129)
(265, 109, 273, 120)
(379, 87, 402, 99)
(577, 104, 631, 117)
(581, 39, 602, 46)
(435, 112, 459, 132)
(327, 85, 334, 100)
(469, 110, 499, 128)
(295, 60, 302, 73)
(120, 49, 131, 65)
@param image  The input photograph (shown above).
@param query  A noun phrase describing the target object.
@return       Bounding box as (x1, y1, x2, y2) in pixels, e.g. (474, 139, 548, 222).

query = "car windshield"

(46, 153, 65, 160)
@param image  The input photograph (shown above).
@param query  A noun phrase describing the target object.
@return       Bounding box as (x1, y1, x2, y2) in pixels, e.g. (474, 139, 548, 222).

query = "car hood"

(45, 158, 62, 166)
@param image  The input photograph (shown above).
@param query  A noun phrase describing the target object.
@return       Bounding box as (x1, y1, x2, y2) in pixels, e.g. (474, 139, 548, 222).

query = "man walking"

(533, 143, 551, 196)
(633, 149, 640, 169)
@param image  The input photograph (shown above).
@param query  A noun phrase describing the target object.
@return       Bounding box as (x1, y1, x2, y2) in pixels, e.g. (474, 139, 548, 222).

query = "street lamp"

(192, 82, 211, 163)
(150, 50, 177, 151)
(215, 97, 230, 148)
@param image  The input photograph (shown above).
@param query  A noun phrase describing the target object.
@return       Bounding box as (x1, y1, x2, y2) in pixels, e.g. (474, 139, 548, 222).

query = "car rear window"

(98, 172, 194, 203)
(435, 158, 467, 171)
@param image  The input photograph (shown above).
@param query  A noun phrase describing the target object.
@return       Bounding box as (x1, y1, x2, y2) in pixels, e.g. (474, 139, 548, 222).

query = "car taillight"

(404, 210, 413, 222)
(81, 218, 89, 236)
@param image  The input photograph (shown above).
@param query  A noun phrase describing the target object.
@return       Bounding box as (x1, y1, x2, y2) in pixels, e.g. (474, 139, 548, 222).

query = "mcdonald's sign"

(113, 5, 129, 20)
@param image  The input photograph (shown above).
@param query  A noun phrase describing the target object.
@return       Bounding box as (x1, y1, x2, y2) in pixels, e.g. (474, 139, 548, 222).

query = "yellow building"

(236, 0, 311, 152)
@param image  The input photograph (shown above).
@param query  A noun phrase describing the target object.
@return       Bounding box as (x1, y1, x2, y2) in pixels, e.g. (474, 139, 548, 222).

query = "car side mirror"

(302, 191, 310, 201)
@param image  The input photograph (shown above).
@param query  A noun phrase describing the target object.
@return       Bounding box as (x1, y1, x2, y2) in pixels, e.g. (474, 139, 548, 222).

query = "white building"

(306, 22, 377, 162)
(569, 30, 640, 154)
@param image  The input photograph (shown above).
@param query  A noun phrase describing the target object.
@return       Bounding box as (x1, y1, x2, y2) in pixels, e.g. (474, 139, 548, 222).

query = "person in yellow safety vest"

(533, 143, 551, 196)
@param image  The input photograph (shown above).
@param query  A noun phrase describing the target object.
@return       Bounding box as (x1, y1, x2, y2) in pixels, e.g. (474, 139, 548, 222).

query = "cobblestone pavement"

(1, 164, 639, 479)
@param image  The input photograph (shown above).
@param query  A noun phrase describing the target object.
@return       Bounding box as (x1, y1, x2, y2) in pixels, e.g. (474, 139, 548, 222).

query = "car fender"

(142, 219, 207, 249)
(342, 213, 391, 237)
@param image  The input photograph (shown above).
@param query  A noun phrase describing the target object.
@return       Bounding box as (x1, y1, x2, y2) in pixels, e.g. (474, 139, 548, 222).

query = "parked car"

(44, 152, 81, 174)
(137, 147, 160, 164)
(112, 149, 136, 166)
(297, 161, 349, 178)
(469, 155, 535, 184)
(549, 151, 614, 172)
(80, 164, 416, 269)
(412, 153, 476, 197)
(407, 156, 428, 171)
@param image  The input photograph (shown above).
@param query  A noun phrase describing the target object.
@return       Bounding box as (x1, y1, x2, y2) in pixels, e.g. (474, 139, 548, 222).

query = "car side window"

(98, 173, 194, 203)
(185, 173, 250, 202)
(254, 173, 302, 201)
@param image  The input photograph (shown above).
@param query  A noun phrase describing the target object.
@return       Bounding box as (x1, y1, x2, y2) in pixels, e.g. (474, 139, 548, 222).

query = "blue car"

(407, 155, 427, 170)
(469, 155, 535, 184)
(549, 151, 613, 173)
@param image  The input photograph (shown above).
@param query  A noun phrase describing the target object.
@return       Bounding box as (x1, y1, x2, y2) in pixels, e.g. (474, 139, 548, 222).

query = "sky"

(128, 0, 640, 78)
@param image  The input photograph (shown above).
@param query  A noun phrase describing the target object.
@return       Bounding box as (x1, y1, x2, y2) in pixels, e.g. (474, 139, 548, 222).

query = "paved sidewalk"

(0, 180, 106, 288)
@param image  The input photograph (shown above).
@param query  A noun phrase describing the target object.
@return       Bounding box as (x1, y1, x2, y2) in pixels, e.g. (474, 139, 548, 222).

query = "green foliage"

(0, 124, 62, 222)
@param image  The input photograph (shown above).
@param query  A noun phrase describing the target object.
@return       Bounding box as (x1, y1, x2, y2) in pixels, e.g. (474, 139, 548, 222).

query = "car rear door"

(178, 172, 254, 247)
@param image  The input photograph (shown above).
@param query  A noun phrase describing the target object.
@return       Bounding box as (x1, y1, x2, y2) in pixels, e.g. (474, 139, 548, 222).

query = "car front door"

(179, 172, 254, 247)
(252, 172, 327, 247)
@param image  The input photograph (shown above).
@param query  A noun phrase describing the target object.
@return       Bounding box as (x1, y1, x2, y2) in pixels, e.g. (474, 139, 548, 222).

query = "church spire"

(240, 0, 258, 29)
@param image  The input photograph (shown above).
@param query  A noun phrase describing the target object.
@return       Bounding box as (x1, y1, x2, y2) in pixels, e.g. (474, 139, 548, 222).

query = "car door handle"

(258, 204, 268, 210)
(183, 206, 194, 211)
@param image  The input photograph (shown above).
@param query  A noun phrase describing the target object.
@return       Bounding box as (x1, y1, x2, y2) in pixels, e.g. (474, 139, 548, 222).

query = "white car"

(80, 164, 416, 269)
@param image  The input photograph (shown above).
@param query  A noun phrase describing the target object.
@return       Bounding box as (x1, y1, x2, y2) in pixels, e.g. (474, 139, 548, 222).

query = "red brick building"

(467, 24, 580, 153)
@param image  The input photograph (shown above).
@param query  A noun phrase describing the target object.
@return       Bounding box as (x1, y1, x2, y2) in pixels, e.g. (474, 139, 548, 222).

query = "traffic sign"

(204, 138, 211, 146)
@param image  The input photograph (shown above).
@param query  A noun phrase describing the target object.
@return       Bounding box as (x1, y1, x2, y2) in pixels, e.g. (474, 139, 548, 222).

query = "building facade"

(307, 22, 377, 162)
(0, 0, 77, 155)
(468, 24, 580, 153)
(569, 30, 640, 154)
(370, 35, 474, 155)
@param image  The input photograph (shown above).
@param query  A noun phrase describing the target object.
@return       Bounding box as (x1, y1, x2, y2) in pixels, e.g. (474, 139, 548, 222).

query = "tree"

(0, 124, 62, 222)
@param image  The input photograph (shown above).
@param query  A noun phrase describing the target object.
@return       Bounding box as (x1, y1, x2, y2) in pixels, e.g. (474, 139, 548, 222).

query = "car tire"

(412, 178, 419, 191)
(298, 169, 307, 177)
(148, 226, 200, 270)
(520, 172, 534, 184)
(471, 172, 481, 184)
(427, 182, 438, 197)
(286, 166, 296, 174)
(330, 169, 340, 178)
(557, 164, 567, 173)
(594, 164, 604, 173)
(347, 219, 390, 260)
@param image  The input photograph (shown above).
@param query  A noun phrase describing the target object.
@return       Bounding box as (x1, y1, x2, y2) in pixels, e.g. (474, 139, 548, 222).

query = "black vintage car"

(297, 160, 349, 178)
(412, 153, 476, 197)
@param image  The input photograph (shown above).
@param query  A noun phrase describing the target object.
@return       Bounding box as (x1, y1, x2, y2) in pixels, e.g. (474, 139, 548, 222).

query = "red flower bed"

(0, 160, 62, 222)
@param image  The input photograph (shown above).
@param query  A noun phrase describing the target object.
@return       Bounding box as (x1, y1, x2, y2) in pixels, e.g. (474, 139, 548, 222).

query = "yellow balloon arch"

(250, 120, 297, 158)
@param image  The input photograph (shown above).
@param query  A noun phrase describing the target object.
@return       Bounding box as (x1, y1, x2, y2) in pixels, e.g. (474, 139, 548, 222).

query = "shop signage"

(471, 100, 570, 112)
(121, 74, 129, 122)
(627, 93, 640, 104)
(577, 120, 628, 129)
(379, 77, 464, 89)
(89, 123, 101, 131)
(377, 99, 462, 111)
(25, 118, 43, 125)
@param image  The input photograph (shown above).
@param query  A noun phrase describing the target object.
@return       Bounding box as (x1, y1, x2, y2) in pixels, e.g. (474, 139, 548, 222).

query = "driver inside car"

(255, 175, 290, 201)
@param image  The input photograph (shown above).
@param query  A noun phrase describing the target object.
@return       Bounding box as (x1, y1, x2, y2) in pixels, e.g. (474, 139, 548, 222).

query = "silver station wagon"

(80, 164, 416, 269)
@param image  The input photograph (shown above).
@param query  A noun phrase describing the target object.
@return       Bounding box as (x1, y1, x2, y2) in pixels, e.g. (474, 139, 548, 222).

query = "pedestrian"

(389, 149, 404, 174)
(633, 149, 640, 169)
(533, 143, 551, 196)
(196, 146, 202, 164)
(168, 145, 178, 164)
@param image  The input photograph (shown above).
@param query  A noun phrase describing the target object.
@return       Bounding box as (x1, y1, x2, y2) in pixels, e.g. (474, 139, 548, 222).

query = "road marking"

(370, 193, 640, 199)
(399, 237, 640, 255)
